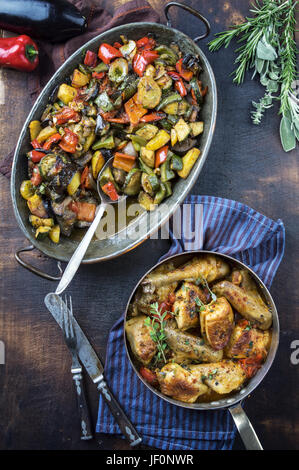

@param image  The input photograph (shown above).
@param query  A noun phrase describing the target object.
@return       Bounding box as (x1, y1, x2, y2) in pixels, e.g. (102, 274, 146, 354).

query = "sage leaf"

(266, 79, 279, 93)
(280, 116, 296, 152)
(256, 37, 278, 61)
(255, 57, 265, 73)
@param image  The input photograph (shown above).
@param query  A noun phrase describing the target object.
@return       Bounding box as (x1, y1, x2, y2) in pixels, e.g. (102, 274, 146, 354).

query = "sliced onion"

(123, 141, 137, 157)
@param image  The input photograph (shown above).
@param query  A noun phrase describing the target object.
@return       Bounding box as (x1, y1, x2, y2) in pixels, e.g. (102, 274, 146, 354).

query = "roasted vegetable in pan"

(20, 34, 207, 243)
(126, 254, 272, 404)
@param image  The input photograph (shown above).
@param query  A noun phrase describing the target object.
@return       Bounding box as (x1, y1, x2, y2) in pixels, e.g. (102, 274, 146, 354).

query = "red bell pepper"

(53, 107, 80, 126)
(43, 133, 62, 150)
(59, 128, 78, 153)
(31, 139, 41, 149)
(101, 181, 119, 201)
(80, 166, 90, 188)
(113, 42, 122, 49)
(29, 150, 46, 163)
(155, 145, 168, 168)
(98, 43, 122, 64)
(0, 35, 38, 72)
(176, 58, 193, 81)
(84, 50, 97, 67)
(140, 112, 166, 122)
(168, 71, 187, 97)
(132, 50, 159, 77)
(139, 367, 158, 386)
(136, 36, 156, 51)
(92, 71, 105, 80)
(31, 166, 42, 186)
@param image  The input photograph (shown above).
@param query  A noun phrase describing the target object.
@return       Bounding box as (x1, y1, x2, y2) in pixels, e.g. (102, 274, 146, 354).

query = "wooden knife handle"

(97, 375, 142, 447)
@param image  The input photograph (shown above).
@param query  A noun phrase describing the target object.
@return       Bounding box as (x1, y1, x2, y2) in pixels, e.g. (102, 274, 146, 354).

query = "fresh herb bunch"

(144, 302, 170, 364)
(208, 0, 299, 152)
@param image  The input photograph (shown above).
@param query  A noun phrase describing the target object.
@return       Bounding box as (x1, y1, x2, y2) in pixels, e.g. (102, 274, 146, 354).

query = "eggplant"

(0, 0, 87, 42)
(172, 137, 198, 156)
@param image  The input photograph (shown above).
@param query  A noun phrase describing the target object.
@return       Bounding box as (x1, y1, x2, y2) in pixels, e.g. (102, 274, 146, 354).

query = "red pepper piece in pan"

(101, 181, 119, 201)
(31, 139, 41, 149)
(43, 133, 62, 150)
(0, 35, 38, 72)
(84, 50, 97, 67)
(140, 112, 166, 123)
(132, 50, 159, 77)
(176, 58, 193, 81)
(92, 71, 105, 80)
(168, 71, 187, 97)
(98, 43, 122, 64)
(53, 107, 80, 126)
(31, 165, 42, 186)
(155, 145, 169, 168)
(29, 150, 46, 163)
(59, 128, 78, 153)
(136, 36, 156, 51)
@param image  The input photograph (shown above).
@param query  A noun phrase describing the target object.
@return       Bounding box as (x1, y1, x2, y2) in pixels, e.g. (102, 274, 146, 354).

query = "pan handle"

(15, 244, 63, 281)
(164, 1, 210, 42)
(229, 403, 263, 450)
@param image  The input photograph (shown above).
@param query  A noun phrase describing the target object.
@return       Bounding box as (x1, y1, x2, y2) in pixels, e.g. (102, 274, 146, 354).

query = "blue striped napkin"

(96, 195, 285, 450)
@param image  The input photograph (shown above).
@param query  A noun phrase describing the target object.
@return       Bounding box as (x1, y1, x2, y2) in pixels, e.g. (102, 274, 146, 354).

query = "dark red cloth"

(0, 0, 159, 178)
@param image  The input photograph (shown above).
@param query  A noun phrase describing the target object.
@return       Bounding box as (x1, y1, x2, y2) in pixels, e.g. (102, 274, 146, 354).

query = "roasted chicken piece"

(130, 262, 178, 315)
(125, 315, 157, 365)
(189, 360, 247, 394)
(200, 297, 234, 350)
(156, 363, 208, 403)
(142, 255, 230, 292)
(212, 280, 272, 330)
(225, 319, 271, 359)
(172, 282, 202, 330)
(165, 323, 223, 363)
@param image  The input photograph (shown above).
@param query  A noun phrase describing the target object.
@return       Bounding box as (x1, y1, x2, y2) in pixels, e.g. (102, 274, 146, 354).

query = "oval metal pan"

(11, 23, 217, 263)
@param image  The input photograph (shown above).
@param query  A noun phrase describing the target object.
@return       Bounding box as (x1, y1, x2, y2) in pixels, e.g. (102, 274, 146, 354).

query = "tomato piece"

(101, 181, 119, 201)
(59, 128, 78, 153)
(155, 145, 168, 168)
(98, 43, 122, 64)
(239, 354, 264, 379)
(139, 367, 158, 385)
(84, 50, 97, 67)
(31, 166, 42, 186)
(29, 150, 46, 163)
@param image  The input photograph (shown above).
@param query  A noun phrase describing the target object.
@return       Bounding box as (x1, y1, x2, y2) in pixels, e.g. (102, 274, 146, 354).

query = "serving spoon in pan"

(55, 157, 126, 295)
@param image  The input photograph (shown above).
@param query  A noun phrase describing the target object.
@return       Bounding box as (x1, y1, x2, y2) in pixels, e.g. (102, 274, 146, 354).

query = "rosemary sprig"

(208, 0, 299, 152)
(144, 302, 170, 364)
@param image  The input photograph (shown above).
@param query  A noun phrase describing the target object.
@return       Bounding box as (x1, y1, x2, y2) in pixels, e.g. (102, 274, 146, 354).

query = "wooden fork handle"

(72, 372, 93, 440)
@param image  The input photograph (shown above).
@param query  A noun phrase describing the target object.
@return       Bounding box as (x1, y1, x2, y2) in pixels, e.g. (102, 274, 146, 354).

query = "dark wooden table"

(0, 0, 298, 451)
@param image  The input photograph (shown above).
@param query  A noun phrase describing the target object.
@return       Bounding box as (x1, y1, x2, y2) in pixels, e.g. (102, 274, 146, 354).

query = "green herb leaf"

(280, 115, 296, 152)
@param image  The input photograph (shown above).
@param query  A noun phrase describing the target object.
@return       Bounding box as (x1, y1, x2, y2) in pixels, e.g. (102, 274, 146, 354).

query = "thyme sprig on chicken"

(208, 0, 299, 152)
(144, 302, 170, 364)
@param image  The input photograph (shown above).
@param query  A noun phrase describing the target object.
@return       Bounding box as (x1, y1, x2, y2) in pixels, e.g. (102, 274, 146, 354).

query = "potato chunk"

(125, 315, 157, 364)
(190, 360, 247, 394)
(200, 297, 234, 350)
(157, 363, 208, 403)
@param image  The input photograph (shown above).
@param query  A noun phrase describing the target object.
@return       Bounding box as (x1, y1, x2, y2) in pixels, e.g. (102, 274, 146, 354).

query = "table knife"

(44, 292, 142, 447)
